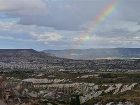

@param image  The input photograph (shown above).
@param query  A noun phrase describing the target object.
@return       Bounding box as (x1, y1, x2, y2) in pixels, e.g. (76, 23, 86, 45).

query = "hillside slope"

(44, 48, 140, 60)
(0, 49, 139, 71)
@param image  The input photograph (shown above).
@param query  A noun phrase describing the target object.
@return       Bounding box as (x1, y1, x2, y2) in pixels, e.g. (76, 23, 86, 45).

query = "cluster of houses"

(0, 58, 139, 72)
(0, 62, 47, 70)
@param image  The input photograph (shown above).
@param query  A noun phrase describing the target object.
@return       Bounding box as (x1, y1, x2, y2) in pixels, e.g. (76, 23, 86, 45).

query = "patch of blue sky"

(0, 15, 19, 24)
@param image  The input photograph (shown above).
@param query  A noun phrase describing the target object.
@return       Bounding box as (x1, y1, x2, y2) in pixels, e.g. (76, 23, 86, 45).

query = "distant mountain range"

(43, 48, 140, 60)
(0, 49, 64, 64)
(0, 49, 139, 71)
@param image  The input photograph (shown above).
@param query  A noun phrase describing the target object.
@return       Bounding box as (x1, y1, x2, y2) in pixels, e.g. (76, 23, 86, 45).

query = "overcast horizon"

(0, 0, 140, 50)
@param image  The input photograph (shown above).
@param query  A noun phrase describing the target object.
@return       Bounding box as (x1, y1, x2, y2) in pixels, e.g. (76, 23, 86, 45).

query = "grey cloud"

(19, 0, 140, 31)
(0, 0, 140, 31)
(0, 0, 115, 30)
(118, 0, 140, 22)
(0, 0, 47, 16)
(0, 0, 140, 49)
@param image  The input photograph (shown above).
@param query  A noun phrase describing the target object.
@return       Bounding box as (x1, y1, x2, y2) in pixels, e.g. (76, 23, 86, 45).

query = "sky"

(0, 0, 140, 50)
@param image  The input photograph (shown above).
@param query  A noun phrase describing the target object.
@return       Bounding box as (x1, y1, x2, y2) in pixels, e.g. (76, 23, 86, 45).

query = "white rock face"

(120, 83, 137, 93)
(80, 75, 94, 78)
(105, 85, 115, 93)
(106, 102, 114, 105)
(113, 83, 122, 94)
(20, 79, 138, 105)
(22, 78, 64, 84)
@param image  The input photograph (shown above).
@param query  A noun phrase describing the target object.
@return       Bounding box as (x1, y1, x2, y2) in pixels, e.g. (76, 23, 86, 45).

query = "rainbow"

(75, 0, 121, 46)
(68, 0, 121, 58)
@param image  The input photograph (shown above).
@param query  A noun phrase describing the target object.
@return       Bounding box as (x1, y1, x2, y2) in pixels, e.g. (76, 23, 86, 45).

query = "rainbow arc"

(68, 0, 121, 58)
